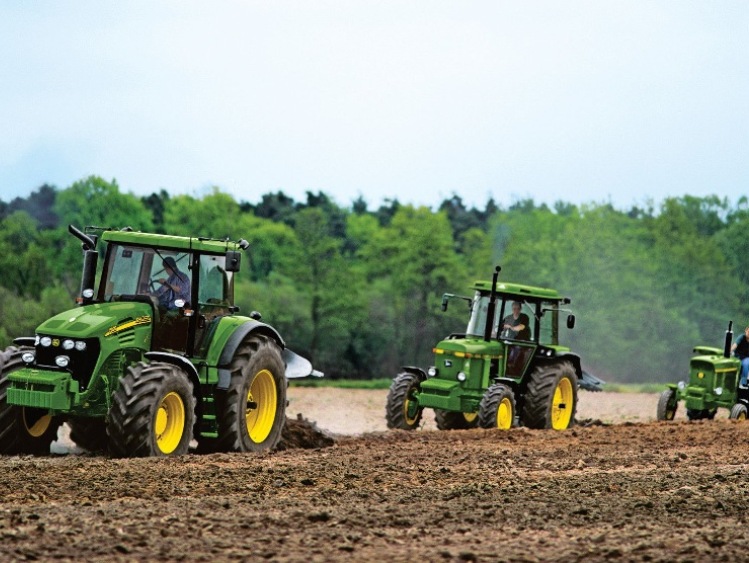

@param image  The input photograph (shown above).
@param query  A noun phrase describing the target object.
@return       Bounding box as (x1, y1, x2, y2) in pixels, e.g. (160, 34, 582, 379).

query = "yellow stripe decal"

(716, 368, 738, 373)
(105, 316, 152, 337)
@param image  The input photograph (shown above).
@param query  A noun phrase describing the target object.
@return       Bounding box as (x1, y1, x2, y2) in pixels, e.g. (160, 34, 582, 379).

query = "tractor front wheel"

(215, 336, 287, 452)
(0, 346, 61, 455)
(108, 361, 195, 457)
(730, 403, 748, 420)
(521, 361, 577, 430)
(434, 409, 479, 430)
(656, 389, 678, 421)
(386, 372, 423, 430)
(479, 383, 516, 430)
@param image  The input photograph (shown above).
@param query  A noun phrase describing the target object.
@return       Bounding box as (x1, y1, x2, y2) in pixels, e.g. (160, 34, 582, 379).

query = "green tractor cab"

(657, 322, 746, 421)
(0, 224, 321, 457)
(386, 266, 602, 432)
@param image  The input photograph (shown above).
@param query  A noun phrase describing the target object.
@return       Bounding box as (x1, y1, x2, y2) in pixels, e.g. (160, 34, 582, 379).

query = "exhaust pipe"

(724, 321, 734, 358)
(69, 225, 98, 304)
(483, 266, 501, 342)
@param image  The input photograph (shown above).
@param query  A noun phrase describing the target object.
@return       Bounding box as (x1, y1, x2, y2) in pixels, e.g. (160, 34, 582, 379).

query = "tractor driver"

(154, 257, 191, 310)
(501, 301, 531, 340)
(732, 326, 749, 388)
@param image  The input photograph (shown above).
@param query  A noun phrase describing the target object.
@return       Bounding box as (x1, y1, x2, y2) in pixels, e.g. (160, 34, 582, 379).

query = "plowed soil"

(2, 389, 749, 562)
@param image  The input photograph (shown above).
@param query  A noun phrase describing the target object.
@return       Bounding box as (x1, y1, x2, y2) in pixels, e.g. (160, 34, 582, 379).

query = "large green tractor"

(657, 322, 748, 421)
(386, 267, 603, 432)
(0, 225, 321, 457)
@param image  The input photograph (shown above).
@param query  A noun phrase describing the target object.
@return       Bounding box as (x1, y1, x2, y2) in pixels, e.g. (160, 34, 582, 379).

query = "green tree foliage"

(1, 179, 746, 384)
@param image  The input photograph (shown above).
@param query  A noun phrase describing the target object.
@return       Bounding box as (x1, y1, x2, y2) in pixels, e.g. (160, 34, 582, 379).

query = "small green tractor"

(386, 267, 603, 432)
(0, 225, 321, 457)
(657, 322, 748, 421)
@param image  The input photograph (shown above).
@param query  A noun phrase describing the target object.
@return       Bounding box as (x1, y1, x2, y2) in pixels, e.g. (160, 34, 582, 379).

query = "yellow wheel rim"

(246, 369, 278, 443)
(154, 391, 185, 454)
(23, 408, 52, 438)
(739, 411, 747, 421)
(496, 397, 513, 430)
(551, 377, 574, 430)
(463, 412, 478, 424)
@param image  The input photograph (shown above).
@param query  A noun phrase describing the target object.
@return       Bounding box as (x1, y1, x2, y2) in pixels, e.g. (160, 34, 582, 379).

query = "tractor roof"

(100, 229, 244, 254)
(471, 280, 565, 301)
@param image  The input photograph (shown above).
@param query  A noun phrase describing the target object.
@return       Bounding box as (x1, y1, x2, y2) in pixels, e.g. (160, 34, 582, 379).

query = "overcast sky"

(0, 1, 746, 210)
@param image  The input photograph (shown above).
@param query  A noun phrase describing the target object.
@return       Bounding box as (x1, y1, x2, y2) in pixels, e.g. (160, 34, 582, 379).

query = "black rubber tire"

(656, 389, 678, 421)
(0, 346, 62, 455)
(520, 361, 578, 430)
(385, 372, 423, 430)
(108, 361, 195, 457)
(730, 403, 748, 420)
(434, 409, 479, 430)
(478, 383, 516, 429)
(68, 417, 108, 453)
(214, 336, 287, 452)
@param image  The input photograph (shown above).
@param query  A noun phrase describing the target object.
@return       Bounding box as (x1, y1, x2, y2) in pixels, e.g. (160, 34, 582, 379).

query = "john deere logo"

(52, 338, 60, 347)
(105, 316, 151, 337)
(698, 372, 704, 379)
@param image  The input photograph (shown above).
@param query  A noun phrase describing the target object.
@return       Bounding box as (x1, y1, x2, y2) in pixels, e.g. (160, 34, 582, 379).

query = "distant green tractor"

(657, 322, 747, 421)
(0, 225, 321, 457)
(386, 267, 603, 432)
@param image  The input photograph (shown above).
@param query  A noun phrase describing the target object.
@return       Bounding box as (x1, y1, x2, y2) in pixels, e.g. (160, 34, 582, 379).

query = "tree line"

(1, 176, 747, 383)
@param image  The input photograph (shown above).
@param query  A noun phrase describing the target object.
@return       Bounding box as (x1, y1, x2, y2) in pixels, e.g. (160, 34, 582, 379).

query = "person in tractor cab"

(732, 326, 749, 388)
(501, 301, 531, 340)
(154, 257, 191, 310)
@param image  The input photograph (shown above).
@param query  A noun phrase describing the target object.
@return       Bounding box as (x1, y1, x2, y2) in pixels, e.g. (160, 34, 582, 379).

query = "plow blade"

(580, 369, 605, 392)
(283, 349, 324, 379)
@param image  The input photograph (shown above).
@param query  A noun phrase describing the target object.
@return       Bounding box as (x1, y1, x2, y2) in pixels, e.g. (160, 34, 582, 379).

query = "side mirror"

(225, 250, 241, 272)
(566, 314, 576, 329)
(441, 294, 449, 312)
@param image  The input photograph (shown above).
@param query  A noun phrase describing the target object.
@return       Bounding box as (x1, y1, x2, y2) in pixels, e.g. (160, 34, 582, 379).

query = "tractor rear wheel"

(0, 346, 61, 455)
(386, 372, 423, 430)
(434, 409, 479, 430)
(656, 389, 678, 421)
(68, 417, 108, 453)
(108, 361, 195, 457)
(478, 383, 516, 430)
(215, 336, 287, 452)
(730, 403, 748, 420)
(521, 361, 577, 430)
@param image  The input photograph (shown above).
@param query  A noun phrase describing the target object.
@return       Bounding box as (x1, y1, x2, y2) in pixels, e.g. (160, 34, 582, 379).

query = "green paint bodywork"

(413, 280, 578, 415)
(5, 228, 272, 439)
(668, 349, 741, 412)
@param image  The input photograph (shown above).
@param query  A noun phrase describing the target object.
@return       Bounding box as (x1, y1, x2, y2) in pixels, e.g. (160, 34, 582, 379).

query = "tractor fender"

(401, 366, 427, 381)
(144, 351, 201, 391)
(214, 320, 286, 390)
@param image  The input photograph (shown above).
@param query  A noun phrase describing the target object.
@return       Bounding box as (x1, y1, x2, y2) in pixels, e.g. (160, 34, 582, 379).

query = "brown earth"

(2, 389, 749, 562)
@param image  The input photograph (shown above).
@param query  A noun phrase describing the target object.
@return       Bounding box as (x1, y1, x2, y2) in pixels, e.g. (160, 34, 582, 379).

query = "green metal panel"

(471, 280, 563, 301)
(102, 230, 243, 254)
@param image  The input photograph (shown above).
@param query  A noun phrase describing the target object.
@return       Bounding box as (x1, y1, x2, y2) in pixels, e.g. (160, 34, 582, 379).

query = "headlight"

(21, 352, 35, 364)
(457, 372, 467, 382)
(82, 288, 94, 299)
(55, 356, 70, 368)
(427, 366, 438, 377)
(40, 336, 52, 347)
(62, 339, 75, 350)
(677, 381, 686, 390)
(714, 387, 723, 396)
(75, 341, 87, 351)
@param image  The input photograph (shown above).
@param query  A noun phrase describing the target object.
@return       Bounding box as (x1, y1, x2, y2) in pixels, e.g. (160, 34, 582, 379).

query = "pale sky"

(0, 1, 747, 210)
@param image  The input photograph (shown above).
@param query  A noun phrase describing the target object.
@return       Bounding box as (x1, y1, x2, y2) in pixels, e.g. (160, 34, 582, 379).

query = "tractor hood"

(432, 337, 502, 358)
(36, 301, 154, 339)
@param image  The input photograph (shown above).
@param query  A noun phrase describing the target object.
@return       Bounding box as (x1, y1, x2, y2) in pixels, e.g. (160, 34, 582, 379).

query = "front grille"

(34, 336, 101, 391)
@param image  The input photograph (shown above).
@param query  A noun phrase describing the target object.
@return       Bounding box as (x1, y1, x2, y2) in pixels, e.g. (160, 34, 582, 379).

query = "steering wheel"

(148, 278, 161, 292)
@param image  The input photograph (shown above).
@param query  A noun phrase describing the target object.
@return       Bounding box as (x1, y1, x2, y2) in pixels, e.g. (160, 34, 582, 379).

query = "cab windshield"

(465, 292, 501, 337)
(99, 244, 191, 302)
